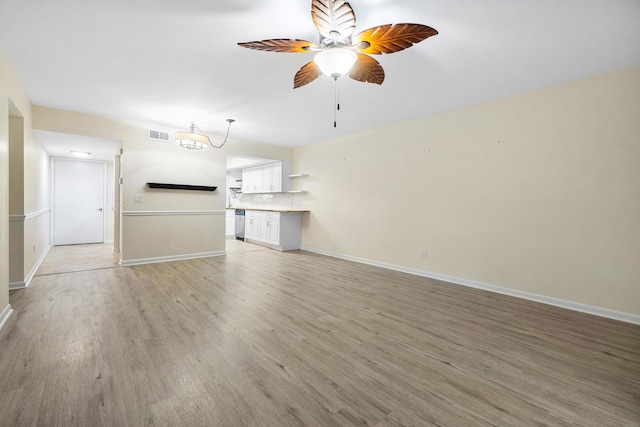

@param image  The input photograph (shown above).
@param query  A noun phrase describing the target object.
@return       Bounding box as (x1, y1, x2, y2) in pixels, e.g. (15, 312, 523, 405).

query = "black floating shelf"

(147, 183, 217, 192)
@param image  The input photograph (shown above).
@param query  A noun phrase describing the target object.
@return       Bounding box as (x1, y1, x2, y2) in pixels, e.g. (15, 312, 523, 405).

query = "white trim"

(9, 244, 51, 290)
(10, 208, 52, 222)
(26, 244, 51, 287)
(122, 210, 226, 217)
(26, 208, 51, 220)
(0, 305, 13, 331)
(9, 281, 26, 290)
(301, 246, 640, 326)
(120, 250, 226, 266)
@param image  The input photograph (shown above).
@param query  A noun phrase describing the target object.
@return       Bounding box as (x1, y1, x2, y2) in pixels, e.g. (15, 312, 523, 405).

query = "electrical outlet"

(134, 194, 143, 203)
(421, 250, 428, 259)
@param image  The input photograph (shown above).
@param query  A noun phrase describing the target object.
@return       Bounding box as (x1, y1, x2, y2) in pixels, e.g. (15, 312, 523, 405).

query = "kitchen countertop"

(227, 208, 310, 213)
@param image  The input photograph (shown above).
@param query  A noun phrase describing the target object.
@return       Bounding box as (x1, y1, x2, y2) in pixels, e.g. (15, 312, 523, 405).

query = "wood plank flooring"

(1, 240, 639, 426)
(35, 243, 120, 276)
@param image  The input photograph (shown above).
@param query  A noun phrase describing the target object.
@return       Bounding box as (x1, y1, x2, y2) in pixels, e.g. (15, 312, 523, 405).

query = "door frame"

(50, 157, 108, 245)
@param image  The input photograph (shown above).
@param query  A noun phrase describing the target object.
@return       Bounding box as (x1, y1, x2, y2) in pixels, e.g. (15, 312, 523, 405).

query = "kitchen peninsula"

(242, 209, 308, 251)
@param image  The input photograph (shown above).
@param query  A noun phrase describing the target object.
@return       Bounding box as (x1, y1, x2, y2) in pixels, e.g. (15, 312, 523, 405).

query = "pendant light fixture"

(175, 119, 235, 150)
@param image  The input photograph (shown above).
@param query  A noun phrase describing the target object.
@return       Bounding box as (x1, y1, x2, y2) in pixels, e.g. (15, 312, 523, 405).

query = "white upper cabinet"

(242, 161, 293, 194)
(241, 165, 258, 193)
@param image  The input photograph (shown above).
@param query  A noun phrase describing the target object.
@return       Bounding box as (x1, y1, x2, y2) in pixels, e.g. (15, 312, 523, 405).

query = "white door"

(53, 159, 105, 245)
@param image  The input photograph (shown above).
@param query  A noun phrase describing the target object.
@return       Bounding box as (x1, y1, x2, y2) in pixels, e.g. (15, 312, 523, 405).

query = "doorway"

(52, 158, 106, 245)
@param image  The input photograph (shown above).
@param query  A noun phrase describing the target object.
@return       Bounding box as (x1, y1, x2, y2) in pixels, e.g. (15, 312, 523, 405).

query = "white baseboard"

(120, 250, 226, 267)
(9, 281, 26, 290)
(9, 244, 51, 290)
(26, 244, 51, 287)
(301, 246, 640, 326)
(0, 304, 13, 332)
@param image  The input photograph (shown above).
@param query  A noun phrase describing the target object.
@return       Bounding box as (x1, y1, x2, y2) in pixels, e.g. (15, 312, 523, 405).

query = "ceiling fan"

(238, 0, 438, 89)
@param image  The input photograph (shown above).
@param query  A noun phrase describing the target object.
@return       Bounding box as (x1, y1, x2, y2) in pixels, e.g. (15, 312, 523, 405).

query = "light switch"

(134, 194, 143, 203)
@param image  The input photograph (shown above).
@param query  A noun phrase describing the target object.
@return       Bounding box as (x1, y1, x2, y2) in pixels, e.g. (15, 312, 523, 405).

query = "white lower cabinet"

(244, 210, 302, 251)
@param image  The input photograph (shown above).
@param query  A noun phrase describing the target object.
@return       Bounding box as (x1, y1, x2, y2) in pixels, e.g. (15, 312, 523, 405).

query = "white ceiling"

(1, 0, 639, 149)
(33, 130, 122, 162)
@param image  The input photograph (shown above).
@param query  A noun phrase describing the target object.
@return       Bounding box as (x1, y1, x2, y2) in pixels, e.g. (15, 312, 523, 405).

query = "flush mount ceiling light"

(71, 150, 91, 156)
(175, 119, 235, 150)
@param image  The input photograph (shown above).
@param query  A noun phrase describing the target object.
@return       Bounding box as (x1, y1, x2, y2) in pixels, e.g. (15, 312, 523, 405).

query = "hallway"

(34, 243, 120, 276)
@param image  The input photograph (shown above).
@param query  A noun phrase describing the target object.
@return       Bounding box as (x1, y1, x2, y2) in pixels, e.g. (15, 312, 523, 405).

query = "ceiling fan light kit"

(314, 47, 358, 79)
(175, 119, 235, 150)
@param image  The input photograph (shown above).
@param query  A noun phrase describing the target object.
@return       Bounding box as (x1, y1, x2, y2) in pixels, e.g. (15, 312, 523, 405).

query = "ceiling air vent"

(148, 129, 170, 142)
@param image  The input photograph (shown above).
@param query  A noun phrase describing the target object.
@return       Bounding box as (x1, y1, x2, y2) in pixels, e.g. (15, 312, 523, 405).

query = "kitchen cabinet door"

(257, 217, 269, 242)
(266, 218, 280, 245)
(263, 162, 282, 193)
(241, 167, 251, 193)
(245, 212, 258, 240)
(242, 165, 262, 193)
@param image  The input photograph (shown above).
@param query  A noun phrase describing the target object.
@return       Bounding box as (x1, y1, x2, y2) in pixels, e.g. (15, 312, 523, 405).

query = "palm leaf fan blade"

(237, 39, 317, 53)
(349, 54, 385, 85)
(353, 23, 438, 55)
(294, 61, 322, 88)
(311, 0, 356, 39)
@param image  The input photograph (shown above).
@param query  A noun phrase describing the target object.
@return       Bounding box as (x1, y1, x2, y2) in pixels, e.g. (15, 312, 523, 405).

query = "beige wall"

(8, 115, 24, 284)
(24, 133, 51, 280)
(294, 66, 640, 316)
(33, 107, 292, 263)
(7, 83, 51, 288)
(24, 131, 49, 215)
(8, 116, 23, 215)
(13, 120, 50, 285)
(1, 45, 35, 319)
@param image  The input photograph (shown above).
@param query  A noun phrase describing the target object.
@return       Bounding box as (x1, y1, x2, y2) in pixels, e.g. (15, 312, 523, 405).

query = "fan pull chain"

(334, 78, 338, 128)
(333, 77, 342, 128)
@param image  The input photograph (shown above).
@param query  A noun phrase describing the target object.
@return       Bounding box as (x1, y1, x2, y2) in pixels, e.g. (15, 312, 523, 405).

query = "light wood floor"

(35, 243, 120, 276)
(1, 241, 639, 426)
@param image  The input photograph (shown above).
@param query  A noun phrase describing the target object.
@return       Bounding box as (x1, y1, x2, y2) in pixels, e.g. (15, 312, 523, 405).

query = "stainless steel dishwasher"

(234, 209, 245, 240)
